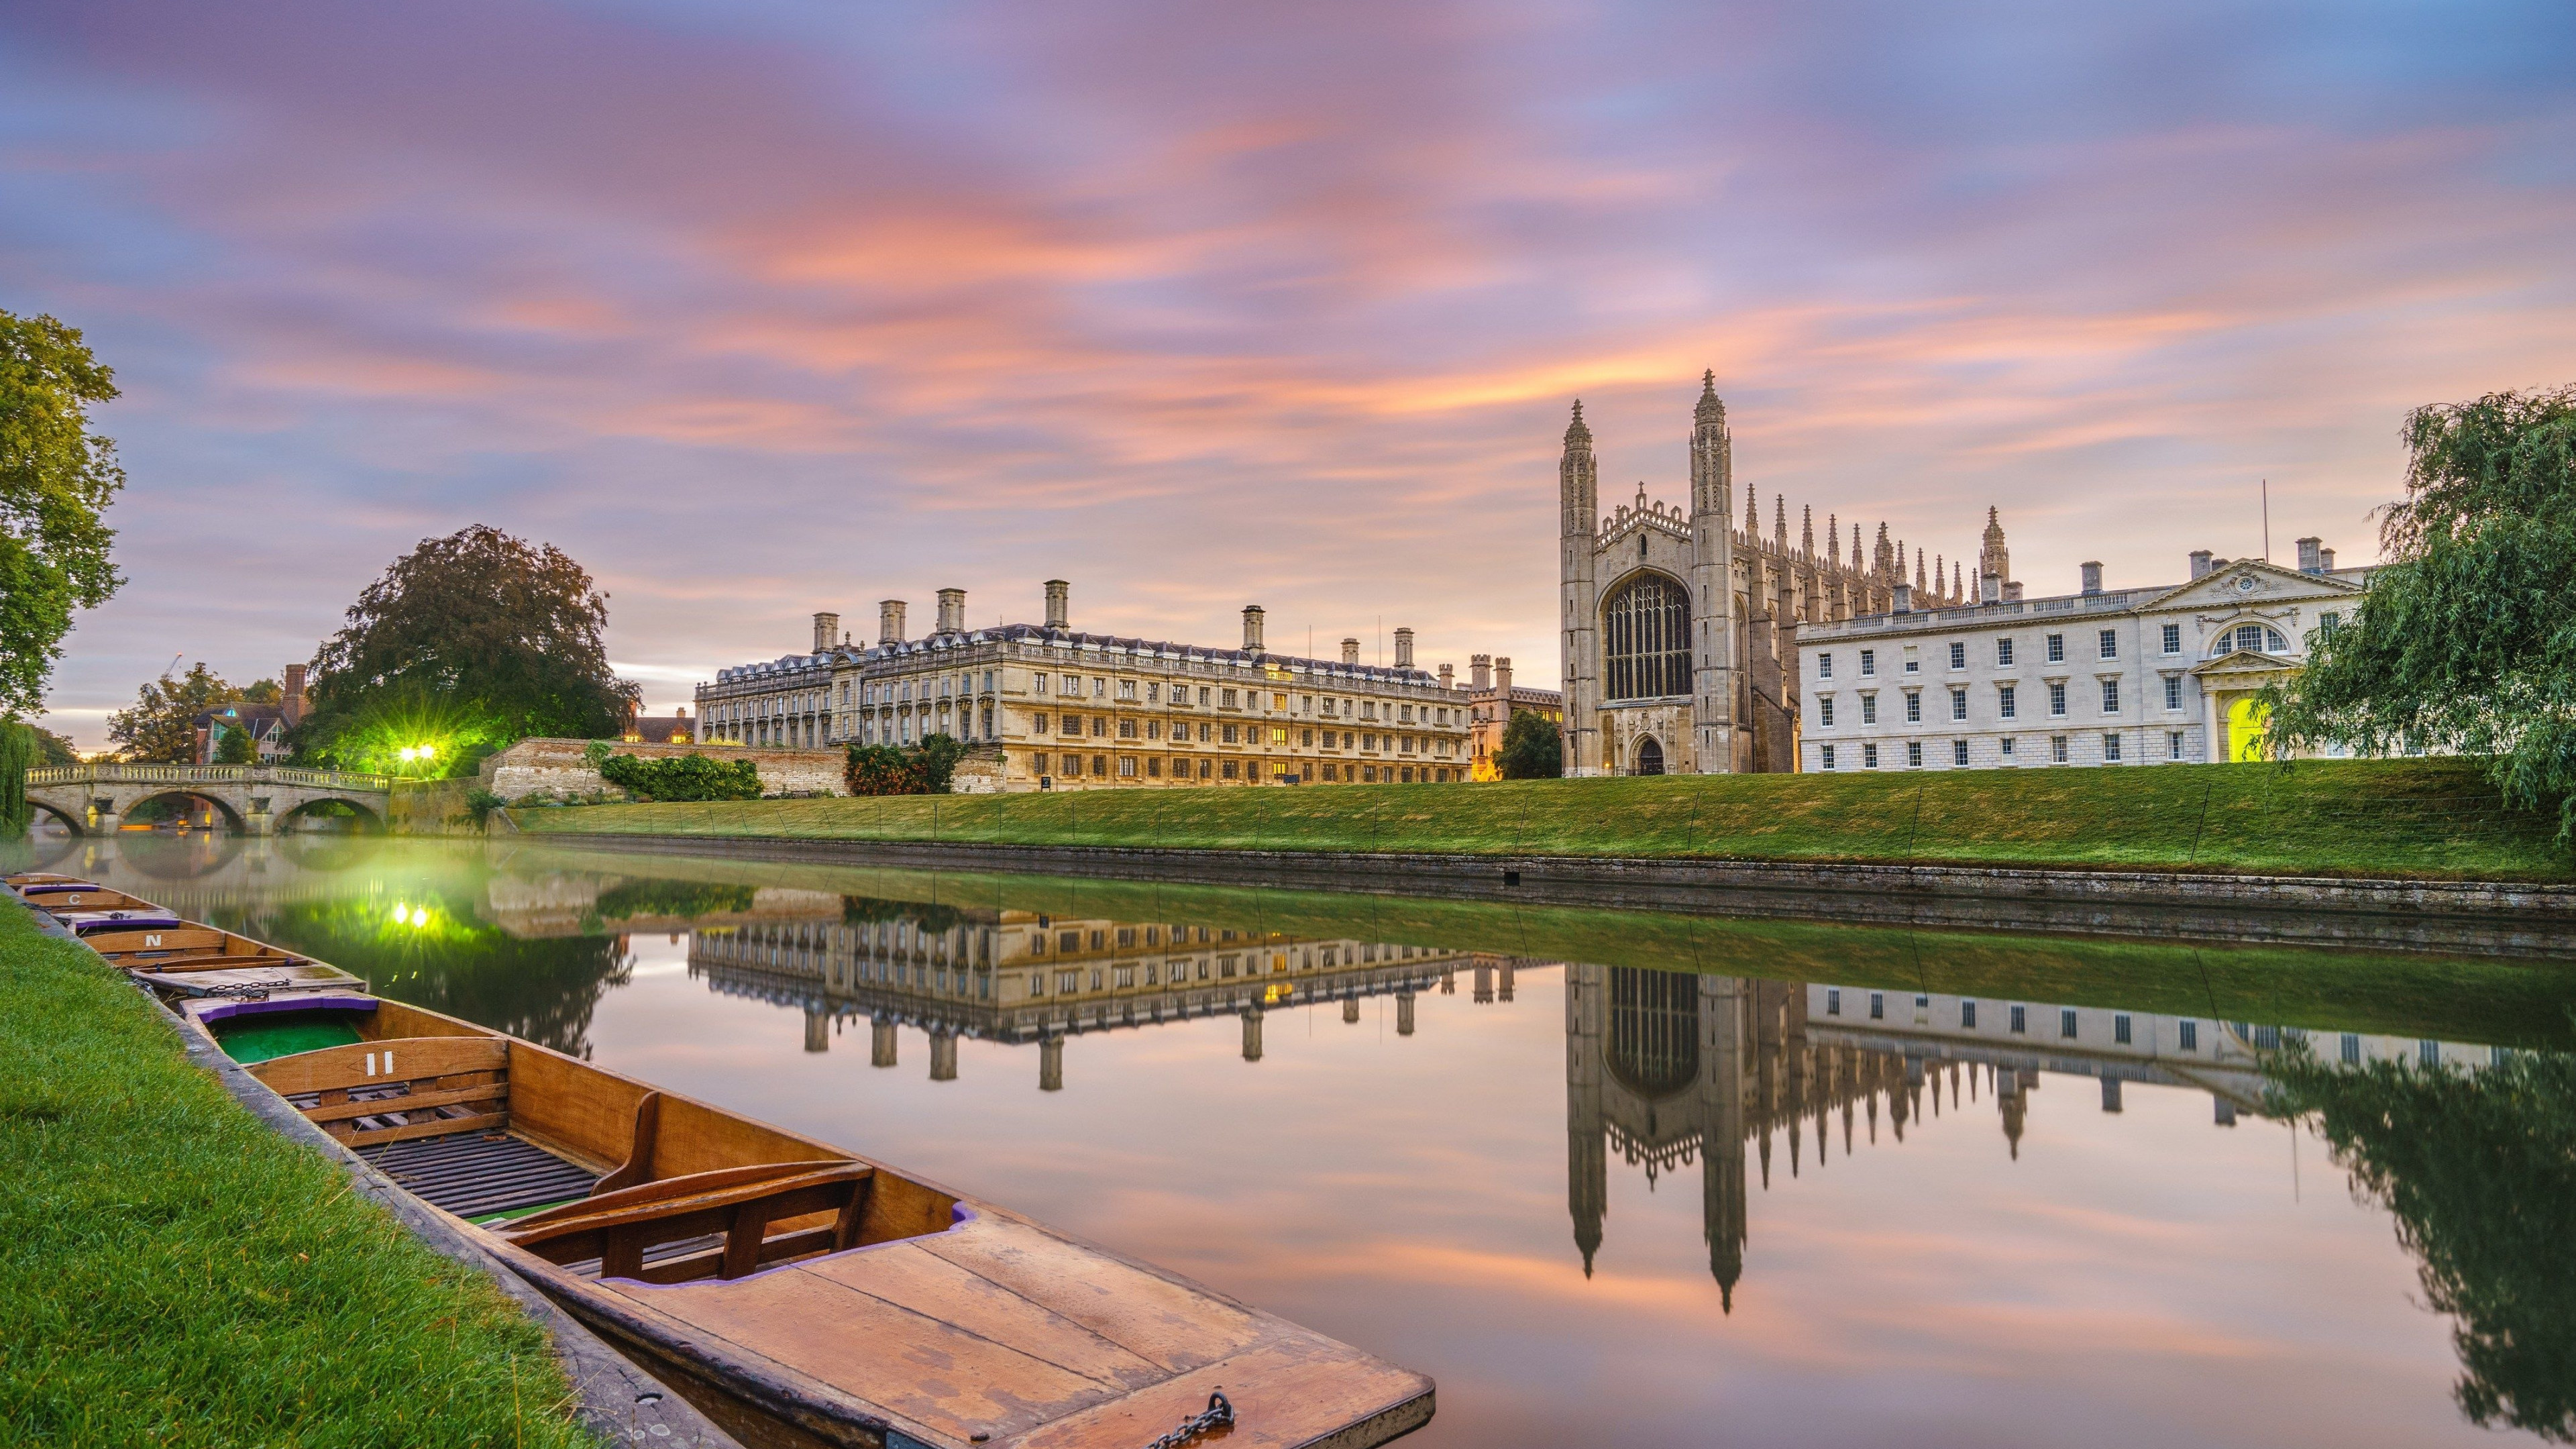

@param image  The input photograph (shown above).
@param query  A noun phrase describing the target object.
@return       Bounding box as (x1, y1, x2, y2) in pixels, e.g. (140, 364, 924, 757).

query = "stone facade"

(1796, 533, 2377, 773)
(697, 584, 1474, 792)
(1558, 375, 1911, 777)
(1464, 654, 1564, 781)
(481, 737, 848, 802)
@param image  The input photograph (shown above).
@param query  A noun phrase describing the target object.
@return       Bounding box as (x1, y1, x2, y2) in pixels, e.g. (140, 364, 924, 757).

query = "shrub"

(594, 751, 762, 803)
(845, 733, 966, 796)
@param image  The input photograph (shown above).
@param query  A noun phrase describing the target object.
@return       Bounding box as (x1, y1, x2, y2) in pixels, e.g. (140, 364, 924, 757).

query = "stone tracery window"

(1602, 572, 1691, 700)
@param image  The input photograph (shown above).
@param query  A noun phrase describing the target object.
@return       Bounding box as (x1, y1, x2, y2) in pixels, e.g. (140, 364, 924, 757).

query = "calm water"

(32, 833, 2576, 1449)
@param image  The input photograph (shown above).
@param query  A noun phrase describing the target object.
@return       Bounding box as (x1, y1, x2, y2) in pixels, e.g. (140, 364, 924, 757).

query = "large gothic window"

(1603, 573, 1691, 700)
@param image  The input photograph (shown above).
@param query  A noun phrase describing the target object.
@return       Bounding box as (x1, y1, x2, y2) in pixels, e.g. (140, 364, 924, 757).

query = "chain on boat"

(1141, 1390, 1234, 1449)
(202, 980, 292, 1000)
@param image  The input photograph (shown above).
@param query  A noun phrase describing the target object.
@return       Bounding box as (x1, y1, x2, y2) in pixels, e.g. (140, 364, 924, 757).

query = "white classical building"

(1796, 522, 2375, 771)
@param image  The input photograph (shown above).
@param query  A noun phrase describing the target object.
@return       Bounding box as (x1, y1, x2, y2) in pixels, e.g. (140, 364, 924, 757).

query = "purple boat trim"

(15, 881, 104, 896)
(193, 993, 381, 1025)
(65, 912, 184, 933)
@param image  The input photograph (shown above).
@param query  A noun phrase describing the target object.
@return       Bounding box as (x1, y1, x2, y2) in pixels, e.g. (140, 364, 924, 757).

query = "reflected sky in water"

(32, 832, 2573, 1448)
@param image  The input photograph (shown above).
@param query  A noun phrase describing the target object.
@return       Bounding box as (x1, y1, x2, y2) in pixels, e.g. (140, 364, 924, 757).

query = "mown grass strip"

(513, 757, 2572, 882)
(0, 901, 594, 1448)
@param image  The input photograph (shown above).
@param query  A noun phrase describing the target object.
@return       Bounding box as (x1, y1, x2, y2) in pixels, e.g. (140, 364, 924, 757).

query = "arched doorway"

(1632, 737, 1666, 776)
(2224, 696, 2269, 762)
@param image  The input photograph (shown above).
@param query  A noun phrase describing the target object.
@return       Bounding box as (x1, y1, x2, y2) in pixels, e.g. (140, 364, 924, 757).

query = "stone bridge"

(23, 763, 394, 835)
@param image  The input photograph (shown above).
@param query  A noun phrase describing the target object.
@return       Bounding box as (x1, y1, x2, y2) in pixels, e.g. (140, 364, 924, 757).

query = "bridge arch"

(278, 796, 385, 833)
(125, 790, 246, 834)
(24, 798, 86, 834)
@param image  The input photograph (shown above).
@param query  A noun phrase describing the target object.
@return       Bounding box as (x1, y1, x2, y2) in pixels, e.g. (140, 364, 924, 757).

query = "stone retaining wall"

(523, 831, 2576, 959)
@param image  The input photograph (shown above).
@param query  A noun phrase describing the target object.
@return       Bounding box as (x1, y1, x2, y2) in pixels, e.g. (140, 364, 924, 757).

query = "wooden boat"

(36, 885, 1437, 1449)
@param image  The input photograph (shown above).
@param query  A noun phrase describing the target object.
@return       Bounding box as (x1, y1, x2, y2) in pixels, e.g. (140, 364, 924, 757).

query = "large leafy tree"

(106, 661, 237, 763)
(2267, 387, 2576, 837)
(1497, 709, 1564, 779)
(0, 311, 125, 719)
(301, 525, 637, 770)
(2269, 1050, 2576, 1442)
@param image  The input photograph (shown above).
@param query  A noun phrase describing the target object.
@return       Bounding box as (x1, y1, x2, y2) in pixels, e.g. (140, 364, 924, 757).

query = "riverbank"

(505, 757, 2571, 881)
(0, 901, 597, 1446)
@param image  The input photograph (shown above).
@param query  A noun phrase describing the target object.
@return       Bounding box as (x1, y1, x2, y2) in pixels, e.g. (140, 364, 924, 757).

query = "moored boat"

(25, 880, 1436, 1449)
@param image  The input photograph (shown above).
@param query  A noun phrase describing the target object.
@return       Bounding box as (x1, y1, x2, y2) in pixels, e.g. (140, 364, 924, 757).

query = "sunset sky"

(5, 1, 2571, 745)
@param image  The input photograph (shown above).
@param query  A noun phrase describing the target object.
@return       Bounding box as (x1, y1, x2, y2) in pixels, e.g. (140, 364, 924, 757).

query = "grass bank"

(0, 902, 593, 1447)
(511, 757, 2572, 882)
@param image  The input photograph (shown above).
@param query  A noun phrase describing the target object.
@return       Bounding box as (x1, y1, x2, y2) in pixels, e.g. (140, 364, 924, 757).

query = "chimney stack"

(2080, 561, 2102, 596)
(1892, 582, 1913, 614)
(2002, 582, 2024, 602)
(1043, 579, 1070, 631)
(2296, 537, 2322, 574)
(2189, 549, 2214, 580)
(1980, 572, 2002, 604)
(1493, 657, 1513, 696)
(282, 663, 307, 726)
(879, 599, 907, 645)
(1393, 628, 1415, 670)
(1241, 605, 1266, 653)
(1470, 653, 1493, 692)
(812, 612, 840, 653)
(935, 588, 966, 634)
(1341, 637, 1360, 666)
(1438, 663, 1454, 690)
(2318, 546, 2336, 572)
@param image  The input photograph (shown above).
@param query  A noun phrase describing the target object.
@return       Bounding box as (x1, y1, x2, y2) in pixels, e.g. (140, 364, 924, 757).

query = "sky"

(5, 1, 2573, 746)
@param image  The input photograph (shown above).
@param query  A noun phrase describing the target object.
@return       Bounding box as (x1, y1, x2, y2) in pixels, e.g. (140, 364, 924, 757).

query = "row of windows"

(1823, 989, 2157, 1046)
(1818, 676, 2197, 729)
(1024, 674, 1450, 724)
(1815, 616, 2316, 682)
(1819, 730, 2193, 769)
(1032, 753, 1454, 784)
(1030, 715, 1443, 755)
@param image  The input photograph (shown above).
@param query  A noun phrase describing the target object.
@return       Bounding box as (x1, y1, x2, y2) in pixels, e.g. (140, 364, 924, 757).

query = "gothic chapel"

(1560, 374, 1911, 775)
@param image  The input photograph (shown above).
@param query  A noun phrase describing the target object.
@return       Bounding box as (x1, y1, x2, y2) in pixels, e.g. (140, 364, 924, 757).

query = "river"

(29, 830, 2575, 1449)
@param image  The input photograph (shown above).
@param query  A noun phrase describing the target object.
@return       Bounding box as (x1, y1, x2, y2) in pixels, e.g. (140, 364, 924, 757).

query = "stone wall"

(951, 744, 1008, 795)
(482, 738, 847, 803)
(387, 777, 484, 836)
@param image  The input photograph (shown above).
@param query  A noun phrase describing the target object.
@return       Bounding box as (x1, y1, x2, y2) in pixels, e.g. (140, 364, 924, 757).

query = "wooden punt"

(68, 899, 1434, 1449)
(7, 879, 161, 912)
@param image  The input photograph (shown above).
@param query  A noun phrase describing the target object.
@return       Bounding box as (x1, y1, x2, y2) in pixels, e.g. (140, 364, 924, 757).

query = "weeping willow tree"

(2270, 1049, 2576, 1441)
(2265, 386, 2576, 839)
(0, 722, 34, 837)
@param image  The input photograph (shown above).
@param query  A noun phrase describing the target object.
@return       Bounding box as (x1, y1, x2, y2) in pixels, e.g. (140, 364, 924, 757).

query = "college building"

(1464, 655, 1563, 780)
(1794, 523, 2375, 771)
(695, 581, 1472, 790)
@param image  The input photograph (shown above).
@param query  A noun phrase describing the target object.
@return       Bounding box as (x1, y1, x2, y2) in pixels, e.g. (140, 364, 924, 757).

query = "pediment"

(2141, 559, 2361, 614)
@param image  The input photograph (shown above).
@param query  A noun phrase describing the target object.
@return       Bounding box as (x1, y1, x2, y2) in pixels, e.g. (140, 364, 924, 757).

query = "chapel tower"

(1559, 401, 1603, 775)
(1688, 372, 1737, 773)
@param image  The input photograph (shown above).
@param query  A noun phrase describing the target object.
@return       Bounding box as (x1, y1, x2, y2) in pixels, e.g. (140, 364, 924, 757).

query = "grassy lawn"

(518, 846, 2576, 1051)
(513, 756, 2573, 881)
(0, 902, 593, 1448)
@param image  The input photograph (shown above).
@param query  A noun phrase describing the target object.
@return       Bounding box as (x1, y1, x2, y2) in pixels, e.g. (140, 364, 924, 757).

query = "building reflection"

(688, 898, 1502, 1089)
(1566, 964, 2512, 1309)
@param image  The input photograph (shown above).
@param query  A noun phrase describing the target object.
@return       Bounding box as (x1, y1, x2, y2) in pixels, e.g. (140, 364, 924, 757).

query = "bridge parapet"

(25, 763, 392, 792)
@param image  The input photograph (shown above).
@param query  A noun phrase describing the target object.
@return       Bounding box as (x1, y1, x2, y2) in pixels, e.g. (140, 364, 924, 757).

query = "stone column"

(1396, 991, 1416, 1036)
(1240, 1008, 1264, 1063)
(871, 1016, 898, 1068)
(1039, 1033, 1064, 1092)
(804, 1008, 830, 1054)
(928, 1030, 958, 1082)
(1342, 998, 1360, 1024)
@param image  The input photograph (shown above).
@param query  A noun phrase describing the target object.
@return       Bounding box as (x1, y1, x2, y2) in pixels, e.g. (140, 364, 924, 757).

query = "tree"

(2269, 1049, 2576, 1442)
(106, 662, 236, 763)
(844, 734, 966, 794)
(213, 724, 256, 764)
(27, 725, 76, 766)
(0, 311, 125, 720)
(1497, 709, 1564, 779)
(301, 525, 639, 772)
(239, 678, 281, 704)
(2266, 386, 2576, 837)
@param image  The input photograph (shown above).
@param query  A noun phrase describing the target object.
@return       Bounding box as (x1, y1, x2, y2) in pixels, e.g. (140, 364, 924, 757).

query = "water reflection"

(28, 835, 2575, 1446)
(689, 901, 1472, 1085)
